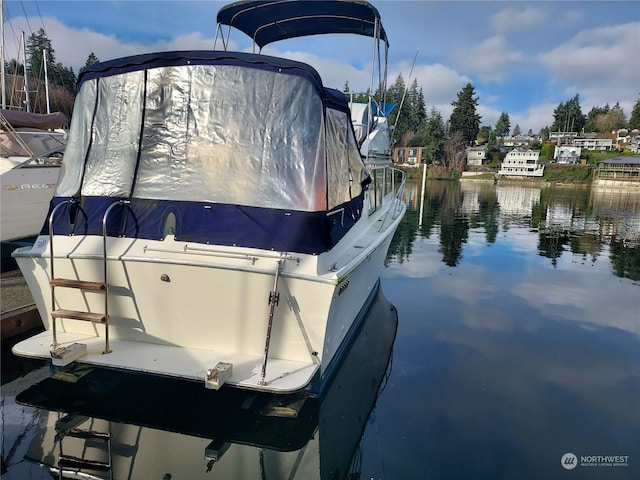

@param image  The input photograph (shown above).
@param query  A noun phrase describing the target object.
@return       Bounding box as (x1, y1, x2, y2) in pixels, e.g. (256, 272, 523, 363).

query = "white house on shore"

(466, 146, 487, 166)
(498, 148, 544, 177)
(574, 135, 613, 151)
(555, 145, 582, 164)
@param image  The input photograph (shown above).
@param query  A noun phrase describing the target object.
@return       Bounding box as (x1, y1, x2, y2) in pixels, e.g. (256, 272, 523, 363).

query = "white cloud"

(490, 6, 548, 32)
(408, 63, 471, 120)
(514, 274, 639, 335)
(451, 35, 524, 82)
(538, 22, 640, 114)
(511, 102, 558, 134)
(477, 103, 502, 129)
(262, 47, 373, 93)
(562, 9, 584, 24)
(3, 17, 217, 74)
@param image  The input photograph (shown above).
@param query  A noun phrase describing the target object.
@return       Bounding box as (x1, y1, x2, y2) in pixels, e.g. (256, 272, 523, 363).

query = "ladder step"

(52, 309, 106, 323)
(58, 455, 111, 472)
(64, 429, 111, 443)
(50, 278, 106, 291)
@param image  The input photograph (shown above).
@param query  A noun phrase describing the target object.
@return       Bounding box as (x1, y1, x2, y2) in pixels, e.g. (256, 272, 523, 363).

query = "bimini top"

(50, 50, 369, 254)
(217, 0, 388, 49)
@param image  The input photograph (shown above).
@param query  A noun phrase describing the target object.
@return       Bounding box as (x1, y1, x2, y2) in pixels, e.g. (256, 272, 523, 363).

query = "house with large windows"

(574, 134, 613, 151)
(393, 146, 423, 166)
(498, 148, 544, 177)
(555, 145, 581, 164)
(593, 156, 640, 185)
(466, 146, 487, 166)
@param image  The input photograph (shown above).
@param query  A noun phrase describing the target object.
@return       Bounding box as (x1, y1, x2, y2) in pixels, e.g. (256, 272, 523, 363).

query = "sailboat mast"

(43, 49, 50, 113)
(1, 0, 5, 109)
(21, 30, 30, 112)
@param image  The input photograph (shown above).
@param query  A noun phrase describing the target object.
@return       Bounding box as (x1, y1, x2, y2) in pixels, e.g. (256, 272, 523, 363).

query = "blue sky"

(3, 1, 639, 134)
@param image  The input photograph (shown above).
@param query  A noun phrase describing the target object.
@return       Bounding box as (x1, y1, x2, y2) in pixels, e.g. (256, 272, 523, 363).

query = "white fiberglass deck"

(13, 331, 319, 393)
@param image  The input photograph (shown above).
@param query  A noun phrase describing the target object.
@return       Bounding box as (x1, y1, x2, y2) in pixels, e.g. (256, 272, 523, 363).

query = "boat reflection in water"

(17, 287, 398, 480)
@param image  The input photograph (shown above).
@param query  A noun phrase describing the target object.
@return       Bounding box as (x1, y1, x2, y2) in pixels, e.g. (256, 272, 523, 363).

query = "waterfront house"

(466, 146, 487, 166)
(502, 134, 539, 148)
(498, 148, 544, 177)
(393, 146, 423, 166)
(621, 129, 639, 153)
(593, 156, 640, 185)
(574, 134, 614, 151)
(549, 131, 579, 140)
(555, 145, 582, 164)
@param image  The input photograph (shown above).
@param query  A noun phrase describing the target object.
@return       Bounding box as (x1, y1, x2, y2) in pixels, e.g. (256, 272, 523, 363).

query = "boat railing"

(101, 200, 131, 352)
(0, 111, 34, 156)
(380, 166, 406, 230)
(368, 164, 405, 213)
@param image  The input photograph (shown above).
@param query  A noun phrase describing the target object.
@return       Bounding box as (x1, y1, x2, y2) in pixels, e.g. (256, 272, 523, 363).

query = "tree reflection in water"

(388, 179, 640, 280)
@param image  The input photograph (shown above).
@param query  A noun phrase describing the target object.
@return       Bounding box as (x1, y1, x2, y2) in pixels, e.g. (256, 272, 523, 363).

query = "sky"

(2, 0, 639, 134)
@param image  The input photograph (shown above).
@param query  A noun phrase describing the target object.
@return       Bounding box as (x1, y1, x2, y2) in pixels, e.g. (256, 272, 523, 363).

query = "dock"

(1, 270, 43, 339)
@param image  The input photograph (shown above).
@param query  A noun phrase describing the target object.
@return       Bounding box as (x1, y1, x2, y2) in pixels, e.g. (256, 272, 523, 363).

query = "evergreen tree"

(404, 79, 419, 137)
(418, 106, 445, 162)
(84, 52, 100, 68)
(585, 104, 610, 132)
(5, 58, 23, 76)
(388, 74, 410, 144)
(477, 126, 492, 145)
(52, 64, 76, 93)
(26, 28, 55, 84)
(629, 98, 640, 129)
(449, 83, 481, 146)
(539, 126, 550, 141)
(494, 112, 510, 139)
(405, 79, 426, 129)
(551, 94, 586, 133)
(513, 124, 521, 136)
(416, 85, 427, 125)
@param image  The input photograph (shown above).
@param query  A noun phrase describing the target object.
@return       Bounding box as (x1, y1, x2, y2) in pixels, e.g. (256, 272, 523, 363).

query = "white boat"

(0, 109, 67, 242)
(16, 287, 398, 479)
(12, 0, 405, 394)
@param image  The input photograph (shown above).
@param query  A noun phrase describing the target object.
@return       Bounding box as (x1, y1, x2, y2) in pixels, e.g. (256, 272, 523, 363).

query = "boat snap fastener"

(160, 274, 171, 282)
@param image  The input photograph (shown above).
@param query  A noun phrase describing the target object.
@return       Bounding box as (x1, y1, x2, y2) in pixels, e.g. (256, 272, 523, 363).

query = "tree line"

(346, 72, 640, 174)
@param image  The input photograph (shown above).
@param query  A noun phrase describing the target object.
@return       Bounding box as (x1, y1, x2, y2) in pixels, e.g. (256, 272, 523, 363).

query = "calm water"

(2, 180, 639, 479)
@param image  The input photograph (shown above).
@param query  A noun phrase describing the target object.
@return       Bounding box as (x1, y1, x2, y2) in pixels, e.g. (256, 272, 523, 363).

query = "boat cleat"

(50, 342, 87, 367)
(205, 362, 233, 390)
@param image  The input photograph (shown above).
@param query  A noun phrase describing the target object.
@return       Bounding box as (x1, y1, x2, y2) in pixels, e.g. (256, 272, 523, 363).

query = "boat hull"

(0, 163, 59, 242)
(12, 201, 402, 393)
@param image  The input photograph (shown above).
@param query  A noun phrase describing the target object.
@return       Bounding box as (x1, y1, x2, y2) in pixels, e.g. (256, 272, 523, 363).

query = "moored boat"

(12, 0, 405, 394)
(0, 109, 67, 243)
